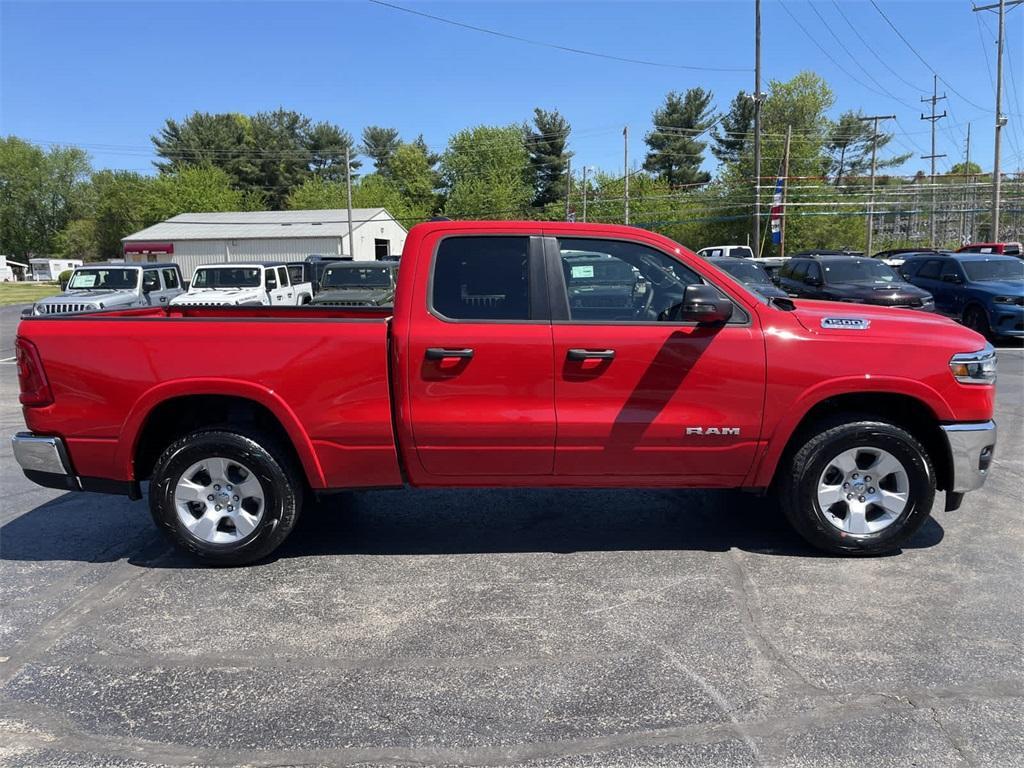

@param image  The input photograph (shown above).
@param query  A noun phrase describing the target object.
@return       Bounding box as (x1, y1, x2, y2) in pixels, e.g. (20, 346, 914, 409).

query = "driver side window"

(557, 238, 702, 322)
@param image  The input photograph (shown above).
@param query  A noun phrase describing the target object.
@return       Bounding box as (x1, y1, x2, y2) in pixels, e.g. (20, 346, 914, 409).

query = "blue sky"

(2, 0, 1022, 179)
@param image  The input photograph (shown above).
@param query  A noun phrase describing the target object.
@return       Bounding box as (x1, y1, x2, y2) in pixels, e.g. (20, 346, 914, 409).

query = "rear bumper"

(12, 432, 139, 497)
(940, 420, 997, 493)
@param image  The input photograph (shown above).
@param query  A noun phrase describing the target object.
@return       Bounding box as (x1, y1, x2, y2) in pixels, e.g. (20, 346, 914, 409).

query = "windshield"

(714, 259, 771, 284)
(822, 259, 901, 284)
(322, 266, 392, 288)
(962, 258, 1024, 282)
(191, 267, 261, 288)
(67, 268, 139, 290)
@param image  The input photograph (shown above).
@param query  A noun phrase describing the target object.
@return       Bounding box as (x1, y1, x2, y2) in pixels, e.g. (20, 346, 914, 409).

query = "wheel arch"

(120, 382, 326, 488)
(754, 390, 953, 493)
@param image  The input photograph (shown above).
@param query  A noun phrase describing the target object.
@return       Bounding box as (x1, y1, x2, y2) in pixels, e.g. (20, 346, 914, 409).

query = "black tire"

(779, 419, 935, 555)
(149, 428, 303, 566)
(962, 304, 991, 339)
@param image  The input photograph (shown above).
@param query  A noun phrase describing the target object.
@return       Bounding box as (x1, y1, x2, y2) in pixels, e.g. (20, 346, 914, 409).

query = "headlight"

(949, 344, 997, 385)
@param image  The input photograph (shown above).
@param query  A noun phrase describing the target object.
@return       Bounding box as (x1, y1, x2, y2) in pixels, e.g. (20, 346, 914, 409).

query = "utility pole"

(345, 147, 355, 257)
(752, 0, 763, 258)
(921, 74, 947, 247)
(623, 126, 630, 225)
(582, 166, 589, 223)
(973, 0, 1021, 240)
(565, 159, 572, 222)
(961, 123, 972, 243)
(779, 126, 792, 258)
(859, 114, 896, 256)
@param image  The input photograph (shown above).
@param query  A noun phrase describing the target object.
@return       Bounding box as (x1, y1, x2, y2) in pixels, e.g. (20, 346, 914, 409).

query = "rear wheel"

(149, 429, 302, 565)
(780, 419, 935, 555)
(963, 304, 991, 338)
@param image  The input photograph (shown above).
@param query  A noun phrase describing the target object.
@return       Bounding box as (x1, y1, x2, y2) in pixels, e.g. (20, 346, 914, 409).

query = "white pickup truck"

(171, 262, 313, 307)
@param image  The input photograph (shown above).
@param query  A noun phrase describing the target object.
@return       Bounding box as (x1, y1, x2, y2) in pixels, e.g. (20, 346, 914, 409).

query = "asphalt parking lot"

(1, 308, 1021, 768)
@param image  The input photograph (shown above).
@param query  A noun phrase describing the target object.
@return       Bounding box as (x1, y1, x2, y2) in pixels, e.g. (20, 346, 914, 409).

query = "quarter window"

(916, 260, 943, 280)
(161, 268, 179, 290)
(432, 237, 531, 320)
(557, 238, 702, 322)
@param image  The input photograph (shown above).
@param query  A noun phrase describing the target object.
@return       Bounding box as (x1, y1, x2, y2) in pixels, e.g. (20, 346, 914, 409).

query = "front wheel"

(149, 429, 303, 565)
(962, 305, 992, 339)
(779, 420, 935, 555)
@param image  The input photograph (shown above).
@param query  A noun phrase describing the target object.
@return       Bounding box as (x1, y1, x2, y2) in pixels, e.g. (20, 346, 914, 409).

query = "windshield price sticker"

(821, 317, 871, 330)
(571, 265, 595, 278)
(73, 274, 97, 287)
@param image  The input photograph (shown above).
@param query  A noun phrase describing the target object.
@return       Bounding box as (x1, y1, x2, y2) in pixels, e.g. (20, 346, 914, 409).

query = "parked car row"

(697, 241, 1023, 340)
(27, 255, 401, 316)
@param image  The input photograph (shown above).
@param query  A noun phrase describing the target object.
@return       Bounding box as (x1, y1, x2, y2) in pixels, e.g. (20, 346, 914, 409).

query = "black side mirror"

(679, 284, 734, 324)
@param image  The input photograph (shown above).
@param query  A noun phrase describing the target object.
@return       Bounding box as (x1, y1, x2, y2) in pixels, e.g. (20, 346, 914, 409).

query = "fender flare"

(748, 375, 954, 487)
(116, 378, 327, 487)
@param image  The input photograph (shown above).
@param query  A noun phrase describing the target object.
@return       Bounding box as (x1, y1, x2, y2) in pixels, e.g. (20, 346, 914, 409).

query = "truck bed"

(18, 306, 403, 490)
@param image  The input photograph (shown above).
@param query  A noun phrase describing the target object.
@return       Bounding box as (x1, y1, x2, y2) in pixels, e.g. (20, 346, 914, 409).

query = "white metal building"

(122, 208, 408, 279)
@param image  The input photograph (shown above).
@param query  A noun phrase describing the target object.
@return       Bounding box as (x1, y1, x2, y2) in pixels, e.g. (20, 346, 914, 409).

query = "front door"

(548, 236, 766, 481)
(406, 234, 555, 476)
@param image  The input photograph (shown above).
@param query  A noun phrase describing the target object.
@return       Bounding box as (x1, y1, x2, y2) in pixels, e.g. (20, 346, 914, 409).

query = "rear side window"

(277, 266, 290, 286)
(162, 268, 179, 290)
(805, 262, 822, 282)
(288, 265, 304, 285)
(916, 260, 942, 280)
(432, 237, 530, 320)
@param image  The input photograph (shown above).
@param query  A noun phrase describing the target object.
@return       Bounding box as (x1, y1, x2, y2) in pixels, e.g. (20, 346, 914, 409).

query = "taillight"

(15, 337, 53, 406)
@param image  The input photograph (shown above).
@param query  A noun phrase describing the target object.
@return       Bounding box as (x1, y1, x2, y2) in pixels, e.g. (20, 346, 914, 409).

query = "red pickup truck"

(13, 221, 998, 564)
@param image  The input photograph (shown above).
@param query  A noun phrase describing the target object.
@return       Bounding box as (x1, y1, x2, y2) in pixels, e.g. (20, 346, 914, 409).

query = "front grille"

(41, 303, 94, 314)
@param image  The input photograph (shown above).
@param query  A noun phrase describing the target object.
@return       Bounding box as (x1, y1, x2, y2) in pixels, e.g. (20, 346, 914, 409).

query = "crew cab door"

(405, 233, 555, 476)
(546, 236, 766, 481)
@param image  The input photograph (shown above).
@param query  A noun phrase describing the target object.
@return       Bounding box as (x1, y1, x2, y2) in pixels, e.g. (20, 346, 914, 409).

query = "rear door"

(547, 236, 766, 481)
(405, 233, 555, 476)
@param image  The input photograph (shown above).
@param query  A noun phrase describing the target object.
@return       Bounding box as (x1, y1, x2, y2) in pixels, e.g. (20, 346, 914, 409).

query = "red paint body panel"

(17, 221, 995, 494)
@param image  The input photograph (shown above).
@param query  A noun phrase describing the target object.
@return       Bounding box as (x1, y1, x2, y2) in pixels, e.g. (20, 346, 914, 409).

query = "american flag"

(769, 177, 784, 245)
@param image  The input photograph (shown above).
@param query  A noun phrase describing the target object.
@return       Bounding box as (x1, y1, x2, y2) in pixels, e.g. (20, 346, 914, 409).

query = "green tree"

(441, 125, 533, 219)
(142, 165, 249, 223)
(55, 218, 99, 260)
(89, 170, 151, 258)
(152, 110, 356, 209)
(949, 161, 983, 177)
(388, 142, 438, 219)
(827, 110, 910, 185)
(0, 137, 91, 257)
(643, 88, 715, 186)
(711, 91, 754, 165)
(361, 126, 401, 175)
(524, 108, 571, 208)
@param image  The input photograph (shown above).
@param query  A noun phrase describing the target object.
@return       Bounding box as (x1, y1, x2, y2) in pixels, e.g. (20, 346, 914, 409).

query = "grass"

(0, 282, 60, 306)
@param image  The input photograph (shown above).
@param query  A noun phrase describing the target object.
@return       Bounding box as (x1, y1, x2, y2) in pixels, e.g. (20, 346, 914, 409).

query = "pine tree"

(524, 108, 571, 207)
(643, 89, 715, 187)
(361, 126, 401, 175)
(711, 91, 754, 165)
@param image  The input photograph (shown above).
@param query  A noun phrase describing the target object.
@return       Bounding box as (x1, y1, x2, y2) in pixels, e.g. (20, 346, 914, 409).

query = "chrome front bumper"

(940, 421, 997, 494)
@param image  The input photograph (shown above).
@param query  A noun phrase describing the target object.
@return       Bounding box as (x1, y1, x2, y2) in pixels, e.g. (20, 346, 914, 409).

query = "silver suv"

(30, 263, 185, 316)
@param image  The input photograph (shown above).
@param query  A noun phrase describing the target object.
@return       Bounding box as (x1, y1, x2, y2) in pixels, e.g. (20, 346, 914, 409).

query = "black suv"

(776, 255, 935, 310)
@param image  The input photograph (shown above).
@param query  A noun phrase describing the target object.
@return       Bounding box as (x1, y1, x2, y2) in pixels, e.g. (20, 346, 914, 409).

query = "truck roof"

(195, 261, 286, 268)
(76, 262, 178, 270)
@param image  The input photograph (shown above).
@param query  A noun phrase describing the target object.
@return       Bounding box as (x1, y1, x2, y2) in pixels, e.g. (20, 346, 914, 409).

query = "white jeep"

(171, 263, 313, 307)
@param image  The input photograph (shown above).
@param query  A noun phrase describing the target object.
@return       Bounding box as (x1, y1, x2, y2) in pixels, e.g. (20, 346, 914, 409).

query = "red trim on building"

(124, 242, 174, 255)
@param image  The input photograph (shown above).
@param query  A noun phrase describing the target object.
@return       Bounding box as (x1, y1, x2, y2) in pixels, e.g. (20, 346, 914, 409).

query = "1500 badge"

(821, 317, 871, 330)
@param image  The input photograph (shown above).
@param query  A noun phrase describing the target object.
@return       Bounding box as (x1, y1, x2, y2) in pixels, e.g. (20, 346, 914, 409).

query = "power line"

(868, 0, 993, 113)
(829, 0, 924, 94)
(366, 0, 751, 73)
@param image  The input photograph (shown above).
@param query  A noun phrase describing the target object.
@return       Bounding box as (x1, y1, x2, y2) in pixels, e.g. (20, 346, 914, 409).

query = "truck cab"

(172, 262, 313, 307)
(30, 263, 184, 316)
